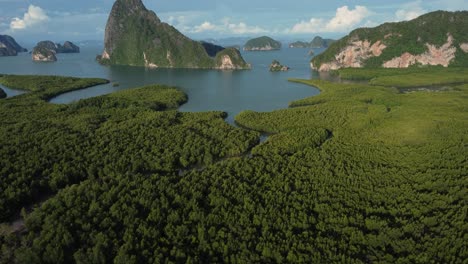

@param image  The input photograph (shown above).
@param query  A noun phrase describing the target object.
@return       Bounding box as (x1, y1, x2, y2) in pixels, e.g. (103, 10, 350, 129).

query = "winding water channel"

(1, 44, 324, 230)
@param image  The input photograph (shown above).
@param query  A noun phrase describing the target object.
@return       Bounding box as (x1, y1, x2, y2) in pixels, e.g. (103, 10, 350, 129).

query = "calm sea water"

(0, 46, 322, 124)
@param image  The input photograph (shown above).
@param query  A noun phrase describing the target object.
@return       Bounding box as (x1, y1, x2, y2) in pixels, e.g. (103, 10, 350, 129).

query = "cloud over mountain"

(10, 5, 49, 30)
(290, 5, 370, 34)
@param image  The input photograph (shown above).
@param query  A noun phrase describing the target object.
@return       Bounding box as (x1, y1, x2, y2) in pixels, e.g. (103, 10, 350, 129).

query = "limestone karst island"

(97, 0, 250, 70)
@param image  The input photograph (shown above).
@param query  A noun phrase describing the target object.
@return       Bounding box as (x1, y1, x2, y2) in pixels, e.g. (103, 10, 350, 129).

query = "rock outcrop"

(312, 11, 468, 71)
(383, 35, 456, 68)
(314, 40, 387, 71)
(269, 60, 290, 72)
(31, 40, 80, 62)
(0, 35, 27, 56)
(34, 40, 80, 54)
(57, 41, 80, 53)
(98, 0, 250, 70)
(215, 49, 251, 70)
(460, 43, 468, 53)
(32, 47, 57, 62)
(244, 36, 281, 51)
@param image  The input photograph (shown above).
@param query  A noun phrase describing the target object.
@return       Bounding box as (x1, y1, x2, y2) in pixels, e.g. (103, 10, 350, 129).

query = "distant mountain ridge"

(98, 0, 250, 70)
(312, 11, 468, 71)
(0, 35, 27, 56)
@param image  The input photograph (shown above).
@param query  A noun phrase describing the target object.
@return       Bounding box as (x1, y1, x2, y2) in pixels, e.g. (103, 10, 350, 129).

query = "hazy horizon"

(1, 0, 467, 44)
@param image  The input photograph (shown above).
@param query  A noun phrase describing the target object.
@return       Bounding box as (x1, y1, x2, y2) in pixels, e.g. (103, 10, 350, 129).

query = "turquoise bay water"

(0, 46, 322, 123)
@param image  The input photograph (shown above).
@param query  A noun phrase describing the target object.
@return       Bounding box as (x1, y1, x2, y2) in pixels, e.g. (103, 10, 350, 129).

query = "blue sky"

(1, 0, 467, 44)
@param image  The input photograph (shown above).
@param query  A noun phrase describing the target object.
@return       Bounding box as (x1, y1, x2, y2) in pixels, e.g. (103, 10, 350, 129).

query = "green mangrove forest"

(0, 69, 467, 263)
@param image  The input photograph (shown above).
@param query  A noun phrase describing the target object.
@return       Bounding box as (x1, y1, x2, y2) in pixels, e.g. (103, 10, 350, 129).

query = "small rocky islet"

(269, 60, 290, 72)
(32, 40, 80, 62)
(289, 36, 336, 49)
(0, 35, 27, 57)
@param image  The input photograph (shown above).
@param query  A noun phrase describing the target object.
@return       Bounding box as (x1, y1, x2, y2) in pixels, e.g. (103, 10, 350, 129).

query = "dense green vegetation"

(312, 11, 468, 69)
(0, 75, 109, 100)
(244, 36, 281, 51)
(0, 74, 258, 223)
(369, 69, 468, 87)
(336, 67, 468, 88)
(1, 69, 467, 263)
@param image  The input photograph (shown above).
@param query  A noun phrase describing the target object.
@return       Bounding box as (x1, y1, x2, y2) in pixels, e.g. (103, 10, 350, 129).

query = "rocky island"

(310, 36, 336, 48)
(97, 0, 250, 70)
(0, 35, 27, 56)
(31, 40, 80, 62)
(289, 37, 336, 49)
(244, 36, 281, 51)
(311, 11, 468, 71)
(269, 60, 290, 71)
(57, 41, 80, 53)
(32, 46, 57, 62)
(289, 41, 311, 48)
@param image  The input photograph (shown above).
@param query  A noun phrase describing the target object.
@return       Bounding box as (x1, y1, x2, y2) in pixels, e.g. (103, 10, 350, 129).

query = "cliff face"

(32, 47, 57, 62)
(99, 0, 250, 70)
(312, 11, 468, 71)
(244, 36, 281, 51)
(313, 40, 387, 71)
(0, 35, 27, 56)
(214, 48, 251, 70)
(382, 35, 456, 68)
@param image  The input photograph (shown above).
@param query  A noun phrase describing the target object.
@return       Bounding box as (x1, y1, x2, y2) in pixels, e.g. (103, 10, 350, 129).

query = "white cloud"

(227, 22, 267, 34)
(193, 21, 216, 33)
(191, 19, 267, 35)
(290, 6, 370, 34)
(290, 18, 324, 34)
(10, 5, 49, 30)
(395, 1, 427, 21)
(326, 6, 370, 32)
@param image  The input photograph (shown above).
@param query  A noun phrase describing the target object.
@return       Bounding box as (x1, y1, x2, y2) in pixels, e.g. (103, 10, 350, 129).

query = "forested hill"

(312, 11, 468, 71)
(244, 36, 282, 51)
